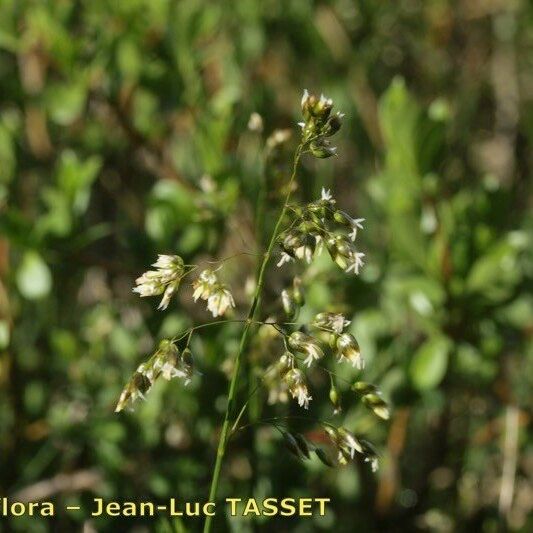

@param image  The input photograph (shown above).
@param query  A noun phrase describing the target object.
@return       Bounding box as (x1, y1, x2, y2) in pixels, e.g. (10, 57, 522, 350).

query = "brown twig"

(498, 404, 519, 521)
(91, 92, 197, 192)
(12, 470, 103, 502)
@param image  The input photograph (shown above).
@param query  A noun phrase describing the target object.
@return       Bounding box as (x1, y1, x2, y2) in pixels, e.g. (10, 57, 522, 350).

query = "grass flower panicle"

(119, 90, 388, 533)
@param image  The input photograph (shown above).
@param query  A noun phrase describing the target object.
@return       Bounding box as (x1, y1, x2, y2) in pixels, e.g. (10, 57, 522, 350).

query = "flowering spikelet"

(207, 287, 235, 318)
(264, 352, 294, 405)
(283, 367, 312, 409)
(313, 312, 350, 335)
(192, 269, 235, 318)
(115, 363, 152, 413)
(326, 235, 365, 274)
(277, 252, 294, 268)
(336, 332, 364, 369)
(192, 269, 218, 302)
(352, 381, 390, 420)
(133, 254, 185, 310)
(325, 426, 363, 464)
(281, 277, 305, 319)
(277, 230, 316, 267)
(306, 188, 337, 223)
(324, 426, 380, 470)
(320, 188, 335, 203)
(360, 439, 380, 472)
(333, 210, 365, 242)
(288, 331, 324, 367)
(115, 339, 193, 413)
(281, 289, 296, 318)
(153, 340, 193, 384)
(337, 427, 363, 458)
(329, 380, 342, 414)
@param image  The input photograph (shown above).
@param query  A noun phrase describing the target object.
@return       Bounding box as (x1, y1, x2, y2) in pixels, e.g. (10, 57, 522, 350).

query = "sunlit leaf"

(16, 251, 52, 300)
(410, 336, 451, 391)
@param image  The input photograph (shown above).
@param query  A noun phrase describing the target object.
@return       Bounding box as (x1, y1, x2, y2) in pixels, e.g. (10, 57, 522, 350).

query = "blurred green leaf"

(46, 79, 87, 126)
(16, 251, 52, 300)
(496, 295, 533, 329)
(0, 319, 10, 349)
(0, 123, 15, 183)
(146, 180, 196, 243)
(56, 150, 102, 215)
(39, 187, 72, 237)
(378, 76, 420, 212)
(410, 336, 451, 391)
(466, 235, 525, 299)
(117, 39, 142, 80)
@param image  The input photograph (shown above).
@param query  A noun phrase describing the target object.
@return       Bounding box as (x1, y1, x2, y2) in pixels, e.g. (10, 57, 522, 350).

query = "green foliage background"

(0, 1, 531, 531)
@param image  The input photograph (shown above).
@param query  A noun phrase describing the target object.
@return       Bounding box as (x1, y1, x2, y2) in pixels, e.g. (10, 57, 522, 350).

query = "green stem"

(246, 146, 269, 494)
(202, 143, 304, 533)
